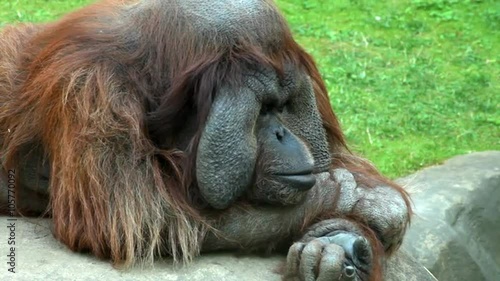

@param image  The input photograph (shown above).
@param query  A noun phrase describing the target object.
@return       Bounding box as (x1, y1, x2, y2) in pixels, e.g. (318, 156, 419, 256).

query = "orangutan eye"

(261, 100, 291, 115)
(260, 103, 275, 115)
(279, 100, 291, 113)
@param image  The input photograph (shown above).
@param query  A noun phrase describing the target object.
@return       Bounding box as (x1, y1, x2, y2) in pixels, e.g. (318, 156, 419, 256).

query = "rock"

(0, 215, 435, 280)
(384, 250, 436, 281)
(1, 215, 281, 280)
(18, 149, 500, 280)
(399, 151, 500, 281)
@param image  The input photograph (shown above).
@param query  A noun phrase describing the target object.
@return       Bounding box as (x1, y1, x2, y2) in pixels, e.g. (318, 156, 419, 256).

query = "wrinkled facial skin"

(196, 66, 331, 209)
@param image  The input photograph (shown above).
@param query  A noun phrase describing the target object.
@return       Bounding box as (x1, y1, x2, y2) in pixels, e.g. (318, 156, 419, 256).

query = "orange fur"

(0, 1, 411, 278)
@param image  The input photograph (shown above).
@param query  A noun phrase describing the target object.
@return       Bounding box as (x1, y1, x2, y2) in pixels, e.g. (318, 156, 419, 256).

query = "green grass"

(277, 0, 499, 177)
(1, 0, 498, 178)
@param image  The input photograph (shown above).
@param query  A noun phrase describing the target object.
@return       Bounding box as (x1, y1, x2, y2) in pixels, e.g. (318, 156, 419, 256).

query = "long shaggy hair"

(0, 0, 411, 277)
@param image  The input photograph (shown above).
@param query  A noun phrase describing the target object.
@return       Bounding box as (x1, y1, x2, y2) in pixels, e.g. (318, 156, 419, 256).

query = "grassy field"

(1, 0, 498, 178)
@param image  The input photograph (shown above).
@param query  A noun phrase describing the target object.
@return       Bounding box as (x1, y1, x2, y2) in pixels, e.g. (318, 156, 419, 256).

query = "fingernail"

(344, 265, 356, 277)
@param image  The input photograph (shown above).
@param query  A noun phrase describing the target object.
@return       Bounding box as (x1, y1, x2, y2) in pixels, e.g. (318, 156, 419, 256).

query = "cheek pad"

(196, 87, 259, 209)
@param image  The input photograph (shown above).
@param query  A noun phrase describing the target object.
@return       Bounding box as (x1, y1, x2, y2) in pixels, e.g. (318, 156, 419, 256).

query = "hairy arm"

(332, 169, 410, 253)
(203, 169, 410, 280)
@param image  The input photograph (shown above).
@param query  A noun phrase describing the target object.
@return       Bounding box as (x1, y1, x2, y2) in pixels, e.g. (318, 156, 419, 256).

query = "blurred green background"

(1, 0, 498, 178)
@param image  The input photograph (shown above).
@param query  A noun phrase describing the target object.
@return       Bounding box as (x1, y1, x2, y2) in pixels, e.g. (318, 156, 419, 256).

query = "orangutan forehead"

(178, 0, 276, 26)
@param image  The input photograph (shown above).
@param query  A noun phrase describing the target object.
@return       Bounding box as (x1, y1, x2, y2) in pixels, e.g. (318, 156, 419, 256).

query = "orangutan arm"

(331, 169, 410, 253)
(203, 169, 410, 281)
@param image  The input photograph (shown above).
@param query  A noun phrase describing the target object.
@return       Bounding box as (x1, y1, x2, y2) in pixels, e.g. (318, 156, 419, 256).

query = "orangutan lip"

(275, 173, 316, 191)
(275, 169, 314, 176)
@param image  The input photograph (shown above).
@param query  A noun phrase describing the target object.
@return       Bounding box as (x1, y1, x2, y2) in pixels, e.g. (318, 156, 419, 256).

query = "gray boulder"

(400, 151, 500, 281)
(18, 150, 500, 280)
(0, 216, 435, 280)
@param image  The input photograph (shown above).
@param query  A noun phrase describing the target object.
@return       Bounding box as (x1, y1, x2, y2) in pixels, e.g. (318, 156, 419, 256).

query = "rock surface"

(12, 151, 500, 280)
(0, 215, 435, 281)
(400, 151, 500, 281)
